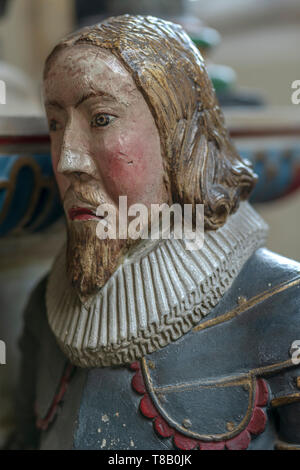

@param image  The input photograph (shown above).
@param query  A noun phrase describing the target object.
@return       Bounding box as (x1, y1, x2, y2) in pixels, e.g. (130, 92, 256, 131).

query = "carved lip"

(68, 206, 100, 221)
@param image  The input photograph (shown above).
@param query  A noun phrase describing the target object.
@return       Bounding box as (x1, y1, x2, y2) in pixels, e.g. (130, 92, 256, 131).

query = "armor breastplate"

(34, 248, 300, 450)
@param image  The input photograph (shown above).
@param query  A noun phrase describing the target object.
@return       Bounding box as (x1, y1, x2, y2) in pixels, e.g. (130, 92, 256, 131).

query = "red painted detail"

(255, 378, 269, 407)
(0, 136, 50, 146)
(35, 363, 74, 431)
(173, 433, 198, 450)
(247, 407, 267, 435)
(154, 416, 174, 438)
(132, 369, 146, 395)
(225, 430, 251, 450)
(199, 441, 225, 450)
(283, 166, 300, 198)
(130, 363, 269, 451)
(130, 361, 140, 371)
(229, 127, 300, 139)
(140, 394, 158, 419)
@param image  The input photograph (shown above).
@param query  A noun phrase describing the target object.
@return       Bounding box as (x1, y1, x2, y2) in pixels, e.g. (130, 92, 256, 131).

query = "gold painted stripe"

(252, 359, 294, 377)
(152, 358, 295, 393)
(275, 440, 300, 450)
(153, 358, 296, 395)
(154, 375, 251, 394)
(141, 354, 299, 442)
(141, 357, 255, 442)
(271, 393, 300, 408)
(193, 276, 300, 333)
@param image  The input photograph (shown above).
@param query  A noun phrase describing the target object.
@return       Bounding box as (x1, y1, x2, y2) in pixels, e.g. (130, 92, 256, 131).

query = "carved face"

(44, 44, 169, 298)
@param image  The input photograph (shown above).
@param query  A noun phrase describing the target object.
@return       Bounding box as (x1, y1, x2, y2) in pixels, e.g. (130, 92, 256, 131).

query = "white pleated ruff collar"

(46, 202, 268, 368)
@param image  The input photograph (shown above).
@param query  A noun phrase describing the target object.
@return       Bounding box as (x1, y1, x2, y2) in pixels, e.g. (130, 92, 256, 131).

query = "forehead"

(43, 44, 138, 105)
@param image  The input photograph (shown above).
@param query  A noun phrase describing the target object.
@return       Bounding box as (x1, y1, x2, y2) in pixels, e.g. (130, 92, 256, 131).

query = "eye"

(91, 113, 115, 128)
(49, 119, 61, 132)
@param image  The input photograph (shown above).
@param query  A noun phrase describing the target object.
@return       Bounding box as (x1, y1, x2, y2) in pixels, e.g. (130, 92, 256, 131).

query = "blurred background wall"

(187, 0, 300, 262)
(0, 0, 74, 84)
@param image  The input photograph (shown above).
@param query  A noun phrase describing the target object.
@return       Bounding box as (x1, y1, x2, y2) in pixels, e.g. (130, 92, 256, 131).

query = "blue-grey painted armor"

(13, 248, 300, 450)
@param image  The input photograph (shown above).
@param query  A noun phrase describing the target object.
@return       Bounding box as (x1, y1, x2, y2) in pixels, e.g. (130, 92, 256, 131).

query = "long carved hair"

(45, 15, 257, 230)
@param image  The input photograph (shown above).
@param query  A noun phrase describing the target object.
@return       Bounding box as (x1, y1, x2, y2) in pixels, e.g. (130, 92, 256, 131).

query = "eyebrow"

(45, 91, 117, 110)
(75, 91, 117, 108)
(45, 100, 64, 110)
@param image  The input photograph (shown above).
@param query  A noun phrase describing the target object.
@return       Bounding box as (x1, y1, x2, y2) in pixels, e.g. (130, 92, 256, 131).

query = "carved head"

(43, 15, 256, 298)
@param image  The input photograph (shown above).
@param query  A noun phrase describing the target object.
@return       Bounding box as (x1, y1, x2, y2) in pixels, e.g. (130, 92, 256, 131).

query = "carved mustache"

(63, 185, 108, 211)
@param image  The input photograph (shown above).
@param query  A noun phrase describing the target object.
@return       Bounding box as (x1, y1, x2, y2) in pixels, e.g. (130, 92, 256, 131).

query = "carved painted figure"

(13, 15, 300, 450)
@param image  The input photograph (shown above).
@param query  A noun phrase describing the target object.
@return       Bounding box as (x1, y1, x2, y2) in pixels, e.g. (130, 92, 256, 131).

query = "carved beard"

(66, 220, 134, 301)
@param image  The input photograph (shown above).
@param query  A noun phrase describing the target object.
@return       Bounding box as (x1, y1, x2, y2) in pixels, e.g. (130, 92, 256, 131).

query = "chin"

(66, 219, 134, 299)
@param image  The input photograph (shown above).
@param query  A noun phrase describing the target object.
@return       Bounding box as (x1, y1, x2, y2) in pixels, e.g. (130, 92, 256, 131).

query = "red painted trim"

(226, 429, 251, 450)
(35, 363, 75, 431)
(255, 378, 269, 407)
(132, 369, 146, 395)
(174, 433, 198, 450)
(0, 135, 50, 145)
(247, 407, 267, 435)
(283, 167, 300, 198)
(230, 127, 300, 139)
(154, 416, 174, 438)
(131, 362, 269, 450)
(200, 441, 225, 450)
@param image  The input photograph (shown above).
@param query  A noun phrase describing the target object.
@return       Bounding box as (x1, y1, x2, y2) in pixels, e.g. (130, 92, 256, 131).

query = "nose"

(57, 126, 97, 178)
(57, 148, 97, 177)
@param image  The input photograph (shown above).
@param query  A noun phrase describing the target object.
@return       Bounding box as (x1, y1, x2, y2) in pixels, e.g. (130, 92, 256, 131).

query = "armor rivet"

(289, 343, 300, 358)
(157, 394, 167, 403)
(182, 419, 192, 429)
(148, 361, 155, 369)
(237, 296, 247, 305)
(226, 421, 235, 431)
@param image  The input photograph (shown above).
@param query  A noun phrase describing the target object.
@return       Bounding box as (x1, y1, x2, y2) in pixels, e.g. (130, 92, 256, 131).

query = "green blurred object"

(207, 64, 237, 93)
(190, 27, 235, 93)
(190, 26, 220, 52)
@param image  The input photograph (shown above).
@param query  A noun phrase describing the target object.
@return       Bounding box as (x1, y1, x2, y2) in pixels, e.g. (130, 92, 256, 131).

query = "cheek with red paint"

(106, 142, 147, 197)
(92, 123, 163, 206)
